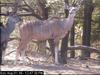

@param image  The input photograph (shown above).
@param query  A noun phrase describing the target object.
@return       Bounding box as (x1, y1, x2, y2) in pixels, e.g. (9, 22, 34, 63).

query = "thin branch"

(0, 13, 35, 16)
(23, 0, 34, 12)
(72, 0, 76, 6)
(20, 7, 31, 12)
(8, 37, 21, 41)
(0, 12, 43, 18)
(5, 50, 16, 56)
(0, 4, 26, 7)
(45, 45, 100, 54)
(0, 3, 14, 7)
(67, 45, 100, 53)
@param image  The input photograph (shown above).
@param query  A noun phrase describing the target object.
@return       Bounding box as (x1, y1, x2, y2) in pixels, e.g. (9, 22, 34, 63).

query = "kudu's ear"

(64, 3, 71, 11)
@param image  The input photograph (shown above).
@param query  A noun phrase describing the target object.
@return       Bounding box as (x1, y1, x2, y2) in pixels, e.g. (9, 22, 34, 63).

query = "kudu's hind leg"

(15, 39, 29, 65)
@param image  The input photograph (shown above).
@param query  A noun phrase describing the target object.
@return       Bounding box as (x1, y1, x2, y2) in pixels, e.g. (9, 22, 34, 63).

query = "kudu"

(16, 0, 83, 65)
(0, 12, 21, 65)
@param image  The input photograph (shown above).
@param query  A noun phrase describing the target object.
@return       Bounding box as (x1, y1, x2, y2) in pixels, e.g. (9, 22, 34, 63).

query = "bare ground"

(0, 40, 100, 74)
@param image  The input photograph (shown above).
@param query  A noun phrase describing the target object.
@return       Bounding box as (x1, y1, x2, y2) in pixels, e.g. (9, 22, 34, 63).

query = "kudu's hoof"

(13, 62, 18, 66)
(13, 60, 20, 66)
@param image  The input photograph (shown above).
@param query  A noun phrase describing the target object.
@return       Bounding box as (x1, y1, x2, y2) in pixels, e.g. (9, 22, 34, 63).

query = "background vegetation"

(0, 0, 100, 63)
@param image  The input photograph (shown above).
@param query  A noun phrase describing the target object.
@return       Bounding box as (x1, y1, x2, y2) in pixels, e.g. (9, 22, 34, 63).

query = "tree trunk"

(0, 3, 2, 65)
(0, 29, 2, 65)
(60, 0, 69, 64)
(70, 24, 75, 58)
(82, 0, 94, 59)
(61, 32, 69, 64)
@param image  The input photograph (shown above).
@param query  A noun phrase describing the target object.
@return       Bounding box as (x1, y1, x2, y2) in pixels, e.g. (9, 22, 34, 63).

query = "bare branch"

(0, 3, 27, 7)
(0, 3, 14, 7)
(5, 50, 16, 56)
(12, 0, 19, 13)
(23, 0, 43, 20)
(71, 0, 84, 7)
(20, 7, 31, 12)
(0, 0, 43, 19)
(23, 0, 34, 13)
(8, 37, 21, 41)
(0, 13, 40, 16)
(36, 0, 49, 19)
(67, 45, 100, 53)
(72, 0, 77, 6)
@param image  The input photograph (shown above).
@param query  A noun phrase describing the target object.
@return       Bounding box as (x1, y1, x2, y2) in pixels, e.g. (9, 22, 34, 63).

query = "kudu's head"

(8, 12, 22, 23)
(64, 0, 84, 15)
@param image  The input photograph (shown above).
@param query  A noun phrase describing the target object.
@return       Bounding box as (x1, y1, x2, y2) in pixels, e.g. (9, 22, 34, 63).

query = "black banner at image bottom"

(0, 71, 44, 75)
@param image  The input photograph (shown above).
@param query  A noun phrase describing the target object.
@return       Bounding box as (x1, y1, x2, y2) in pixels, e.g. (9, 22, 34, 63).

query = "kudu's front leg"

(54, 39, 60, 65)
(15, 40, 27, 65)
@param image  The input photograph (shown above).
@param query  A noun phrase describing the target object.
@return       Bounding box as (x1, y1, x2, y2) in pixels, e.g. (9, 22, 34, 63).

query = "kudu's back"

(19, 18, 66, 41)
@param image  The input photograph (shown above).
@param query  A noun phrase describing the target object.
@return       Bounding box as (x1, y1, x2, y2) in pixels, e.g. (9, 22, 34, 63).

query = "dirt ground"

(0, 40, 100, 74)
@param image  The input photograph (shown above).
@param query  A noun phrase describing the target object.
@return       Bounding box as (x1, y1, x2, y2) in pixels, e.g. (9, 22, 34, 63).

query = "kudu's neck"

(6, 18, 16, 34)
(63, 13, 76, 31)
